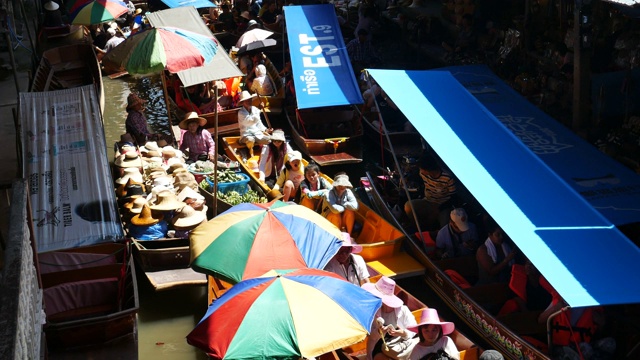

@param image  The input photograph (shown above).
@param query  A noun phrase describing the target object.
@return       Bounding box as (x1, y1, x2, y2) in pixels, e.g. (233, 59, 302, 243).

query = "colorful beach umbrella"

(189, 201, 344, 284)
(186, 268, 382, 359)
(102, 26, 219, 75)
(67, 0, 129, 25)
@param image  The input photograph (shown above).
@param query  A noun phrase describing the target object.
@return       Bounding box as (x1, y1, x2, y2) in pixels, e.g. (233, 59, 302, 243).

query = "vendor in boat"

(406, 308, 460, 360)
(183, 84, 222, 114)
(125, 92, 164, 145)
(324, 233, 369, 286)
(363, 276, 417, 360)
(237, 90, 272, 158)
(178, 112, 216, 163)
(321, 173, 358, 234)
(258, 129, 292, 187)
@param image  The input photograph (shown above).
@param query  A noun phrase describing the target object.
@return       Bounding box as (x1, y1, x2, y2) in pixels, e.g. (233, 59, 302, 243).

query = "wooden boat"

(38, 24, 91, 53)
(131, 238, 207, 291)
(31, 43, 105, 113)
(284, 105, 364, 166)
(363, 172, 553, 360)
(39, 242, 139, 354)
(211, 136, 426, 304)
(359, 105, 425, 159)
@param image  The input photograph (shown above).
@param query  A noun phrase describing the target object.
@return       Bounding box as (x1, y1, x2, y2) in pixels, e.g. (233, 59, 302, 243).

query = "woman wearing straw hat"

(237, 90, 272, 158)
(406, 308, 459, 360)
(178, 112, 216, 163)
(171, 205, 207, 238)
(363, 276, 417, 360)
(125, 93, 153, 145)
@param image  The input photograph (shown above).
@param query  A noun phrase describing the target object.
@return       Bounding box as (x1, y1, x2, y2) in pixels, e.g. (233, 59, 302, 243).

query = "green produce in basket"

(217, 190, 267, 205)
(207, 169, 245, 183)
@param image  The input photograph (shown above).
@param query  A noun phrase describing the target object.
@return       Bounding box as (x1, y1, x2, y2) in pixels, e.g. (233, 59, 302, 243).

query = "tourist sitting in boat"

(404, 154, 458, 232)
(273, 150, 305, 202)
(178, 112, 216, 163)
(104, 27, 124, 52)
(324, 233, 369, 285)
(406, 308, 460, 360)
(363, 276, 418, 360)
(237, 90, 273, 158)
(475, 218, 516, 286)
(250, 64, 276, 96)
(128, 203, 168, 240)
(435, 208, 478, 259)
(321, 173, 358, 234)
(258, 129, 292, 187)
(497, 258, 561, 317)
(299, 162, 332, 212)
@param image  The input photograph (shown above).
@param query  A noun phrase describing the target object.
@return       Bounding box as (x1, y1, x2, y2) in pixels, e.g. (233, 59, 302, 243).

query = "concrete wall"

(0, 179, 45, 360)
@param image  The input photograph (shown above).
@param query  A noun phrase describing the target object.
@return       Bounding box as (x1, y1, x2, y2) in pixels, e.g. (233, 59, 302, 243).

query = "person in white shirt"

(237, 90, 272, 158)
(324, 233, 370, 286)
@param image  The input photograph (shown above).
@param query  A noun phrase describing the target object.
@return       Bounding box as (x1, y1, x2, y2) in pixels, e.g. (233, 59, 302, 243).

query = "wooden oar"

(257, 94, 272, 129)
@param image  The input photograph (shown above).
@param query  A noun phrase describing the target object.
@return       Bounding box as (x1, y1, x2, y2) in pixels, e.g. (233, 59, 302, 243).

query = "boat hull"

(285, 105, 363, 166)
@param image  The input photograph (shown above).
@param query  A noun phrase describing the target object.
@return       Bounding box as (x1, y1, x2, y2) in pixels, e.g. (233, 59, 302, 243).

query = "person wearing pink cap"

(324, 233, 369, 286)
(406, 308, 459, 360)
(362, 276, 417, 360)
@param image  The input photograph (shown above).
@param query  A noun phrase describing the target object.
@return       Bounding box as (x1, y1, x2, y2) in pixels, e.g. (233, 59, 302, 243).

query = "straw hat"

(44, 1, 59, 11)
(178, 186, 205, 202)
(240, 10, 250, 19)
(271, 129, 286, 142)
(332, 174, 353, 188)
(130, 204, 163, 226)
(167, 162, 186, 174)
(266, 189, 284, 202)
(123, 183, 146, 201)
(115, 167, 143, 185)
(173, 172, 198, 192)
(141, 141, 160, 153)
(237, 90, 256, 104)
(362, 276, 403, 308)
(179, 112, 206, 130)
(126, 93, 146, 111)
(152, 175, 174, 189)
(115, 183, 127, 198)
(142, 149, 161, 158)
(125, 197, 148, 214)
(150, 191, 185, 211)
(406, 308, 455, 335)
(171, 205, 206, 229)
(162, 146, 177, 158)
(115, 151, 143, 168)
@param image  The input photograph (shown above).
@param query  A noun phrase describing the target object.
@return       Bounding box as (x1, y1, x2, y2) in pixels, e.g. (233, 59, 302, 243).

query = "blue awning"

(284, 4, 363, 109)
(159, 0, 216, 8)
(368, 68, 640, 307)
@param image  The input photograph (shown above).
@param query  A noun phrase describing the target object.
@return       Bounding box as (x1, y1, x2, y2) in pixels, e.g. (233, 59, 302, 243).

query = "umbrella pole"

(213, 85, 219, 216)
(160, 71, 177, 146)
(257, 94, 272, 128)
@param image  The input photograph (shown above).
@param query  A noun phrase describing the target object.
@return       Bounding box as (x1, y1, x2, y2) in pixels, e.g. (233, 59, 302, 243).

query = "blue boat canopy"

(284, 4, 363, 109)
(159, 0, 217, 8)
(368, 67, 640, 307)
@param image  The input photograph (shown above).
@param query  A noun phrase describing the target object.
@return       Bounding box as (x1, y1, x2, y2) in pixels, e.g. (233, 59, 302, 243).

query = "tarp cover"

(147, 7, 242, 85)
(368, 68, 640, 307)
(285, 4, 363, 109)
(159, 0, 217, 9)
(20, 85, 123, 253)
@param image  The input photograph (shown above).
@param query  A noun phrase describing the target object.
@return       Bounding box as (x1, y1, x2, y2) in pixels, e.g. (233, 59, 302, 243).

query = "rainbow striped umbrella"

(67, 0, 129, 25)
(189, 201, 344, 284)
(186, 268, 382, 359)
(102, 26, 219, 75)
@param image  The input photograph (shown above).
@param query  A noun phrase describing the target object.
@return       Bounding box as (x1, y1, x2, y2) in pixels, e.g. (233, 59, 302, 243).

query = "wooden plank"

(144, 268, 207, 291)
(311, 152, 362, 166)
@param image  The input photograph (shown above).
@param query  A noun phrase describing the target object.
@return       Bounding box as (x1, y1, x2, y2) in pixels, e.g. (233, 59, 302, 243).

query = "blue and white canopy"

(284, 4, 363, 109)
(368, 67, 640, 307)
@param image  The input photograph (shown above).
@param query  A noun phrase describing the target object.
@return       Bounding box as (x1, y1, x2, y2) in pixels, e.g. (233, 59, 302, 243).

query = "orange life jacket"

(550, 307, 602, 346)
